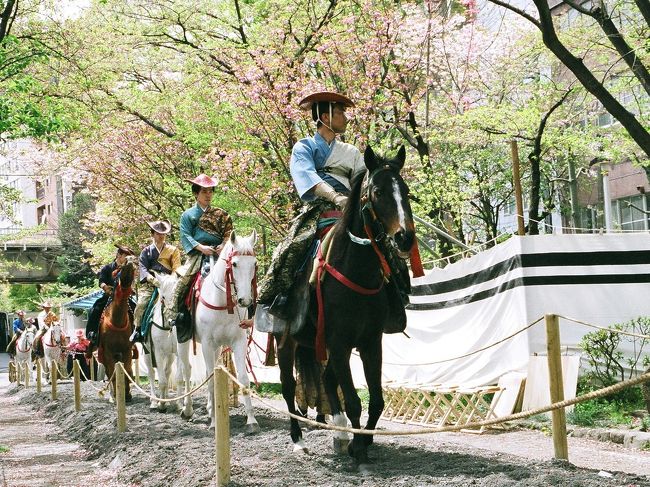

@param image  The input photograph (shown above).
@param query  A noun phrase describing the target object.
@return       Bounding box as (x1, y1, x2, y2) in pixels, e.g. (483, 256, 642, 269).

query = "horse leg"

(142, 352, 158, 410)
(231, 336, 260, 434)
(323, 361, 350, 454)
(202, 345, 217, 429)
(105, 361, 116, 403)
(277, 337, 306, 453)
(124, 354, 134, 403)
(359, 339, 385, 448)
(42, 358, 50, 384)
(328, 347, 371, 471)
(177, 341, 193, 420)
(157, 352, 172, 413)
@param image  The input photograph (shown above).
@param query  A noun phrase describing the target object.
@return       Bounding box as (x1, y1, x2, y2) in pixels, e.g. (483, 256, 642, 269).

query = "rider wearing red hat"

(167, 174, 234, 325)
(256, 90, 365, 318)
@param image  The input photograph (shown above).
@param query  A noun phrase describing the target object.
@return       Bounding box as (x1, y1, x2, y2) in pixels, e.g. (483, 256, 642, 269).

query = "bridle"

(199, 247, 257, 315)
(16, 331, 34, 353)
(44, 325, 64, 348)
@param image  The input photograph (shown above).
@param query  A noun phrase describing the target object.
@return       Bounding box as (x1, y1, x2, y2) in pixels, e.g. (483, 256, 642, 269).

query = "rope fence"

(6, 313, 650, 486)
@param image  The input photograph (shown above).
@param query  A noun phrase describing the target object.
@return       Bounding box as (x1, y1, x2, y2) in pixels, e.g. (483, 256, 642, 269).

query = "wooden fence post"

(15, 362, 22, 386)
(51, 361, 58, 400)
(214, 366, 231, 486)
(73, 359, 82, 411)
(545, 313, 569, 460)
(115, 362, 127, 433)
(36, 360, 42, 393)
(90, 355, 95, 382)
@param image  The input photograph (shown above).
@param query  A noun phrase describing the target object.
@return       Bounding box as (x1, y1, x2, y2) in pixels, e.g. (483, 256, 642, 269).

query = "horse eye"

(232, 262, 237, 268)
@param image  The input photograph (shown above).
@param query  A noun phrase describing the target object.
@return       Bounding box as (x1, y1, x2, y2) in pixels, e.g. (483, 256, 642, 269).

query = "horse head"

(117, 255, 137, 292)
(363, 145, 415, 255)
(18, 328, 35, 350)
(49, 321, 63, 344)
(154, 271, 179, 326)
(215, 229, 258, 309)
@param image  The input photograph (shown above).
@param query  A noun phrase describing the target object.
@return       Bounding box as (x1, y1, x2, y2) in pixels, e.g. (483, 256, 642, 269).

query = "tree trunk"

(643, 367, 650, 414)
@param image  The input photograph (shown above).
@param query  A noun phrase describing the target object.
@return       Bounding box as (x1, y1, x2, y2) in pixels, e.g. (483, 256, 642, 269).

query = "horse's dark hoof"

(316, 414, 326, 424)
(125, 395, 133, 403)
(363, 435, 374, 446)
(357, 463, 374, 476)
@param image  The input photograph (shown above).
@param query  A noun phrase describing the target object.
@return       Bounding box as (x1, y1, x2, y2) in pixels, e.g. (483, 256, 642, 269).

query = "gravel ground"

(2, 376, 650, 487)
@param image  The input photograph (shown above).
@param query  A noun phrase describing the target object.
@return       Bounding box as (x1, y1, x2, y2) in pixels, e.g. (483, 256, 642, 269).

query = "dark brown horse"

(275, 145, 416, 472)
(98, 256, 136, 402)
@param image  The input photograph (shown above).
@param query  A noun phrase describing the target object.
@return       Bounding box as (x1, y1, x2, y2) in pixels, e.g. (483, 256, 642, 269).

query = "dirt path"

(2, 368, 650, 487)
(0, 387, 127, 487)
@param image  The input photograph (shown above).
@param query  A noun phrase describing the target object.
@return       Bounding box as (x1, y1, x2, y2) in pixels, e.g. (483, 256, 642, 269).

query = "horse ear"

(396, 145, 406, 170)
(230, 230, 237, 245)
(249, 229, 258, 246)
(364, 145, 379, 172)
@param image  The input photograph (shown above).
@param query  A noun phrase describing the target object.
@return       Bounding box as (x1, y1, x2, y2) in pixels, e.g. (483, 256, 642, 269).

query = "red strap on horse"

(198, 294, 230, 311)
(315, 245, 383, 362)
(410, 239, 425, 278)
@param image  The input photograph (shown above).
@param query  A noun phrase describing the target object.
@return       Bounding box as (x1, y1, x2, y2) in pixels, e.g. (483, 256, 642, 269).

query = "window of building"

(35, 181, 45, 200)
(614, 195, 648, 231)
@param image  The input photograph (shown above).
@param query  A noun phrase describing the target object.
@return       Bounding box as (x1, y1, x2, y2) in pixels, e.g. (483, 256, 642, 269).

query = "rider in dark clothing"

(85, 244, 136, 350)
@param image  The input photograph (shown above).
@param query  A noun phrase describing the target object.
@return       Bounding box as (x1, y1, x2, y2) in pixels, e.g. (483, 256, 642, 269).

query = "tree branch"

(564, 0, 650, 97)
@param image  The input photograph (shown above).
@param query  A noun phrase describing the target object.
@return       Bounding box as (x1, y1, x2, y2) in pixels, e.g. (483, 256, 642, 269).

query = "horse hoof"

(245, 423, 261, 435)
(357, 463, 374, 476)
(333, 437, 350, 455)
(180, 410, 193, 420)
(125, 396, 133, 404)
(292, 440, 309, 454)
(149, 403, 158, 410)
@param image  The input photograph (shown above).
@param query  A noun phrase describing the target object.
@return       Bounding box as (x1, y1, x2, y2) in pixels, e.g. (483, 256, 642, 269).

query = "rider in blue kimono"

(257, 91, 365, 318)
(167, 174, 233, 323)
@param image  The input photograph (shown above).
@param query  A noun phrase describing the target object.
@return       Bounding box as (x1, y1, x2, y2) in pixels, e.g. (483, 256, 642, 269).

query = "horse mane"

(331, 169, 367, 242)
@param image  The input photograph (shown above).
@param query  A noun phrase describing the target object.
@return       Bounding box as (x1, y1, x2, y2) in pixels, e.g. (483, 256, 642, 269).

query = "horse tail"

(294, 345, 324, 409)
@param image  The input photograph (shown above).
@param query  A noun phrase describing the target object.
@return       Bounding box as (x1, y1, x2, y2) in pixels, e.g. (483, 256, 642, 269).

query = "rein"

(16, 335, 33, 353)
(198, 248, 257, 315)
(104, 282, 133, 332)
(44, 328, 64, 348)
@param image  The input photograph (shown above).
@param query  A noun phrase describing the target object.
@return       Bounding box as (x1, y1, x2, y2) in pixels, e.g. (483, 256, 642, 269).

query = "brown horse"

(98, 256, 136, 402)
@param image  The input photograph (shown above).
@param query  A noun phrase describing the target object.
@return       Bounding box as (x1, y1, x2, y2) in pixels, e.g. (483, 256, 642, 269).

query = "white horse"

(41, 322, 67, 383)
(178, 229, 260, 432)
(142, 271, 193, 417)
(15, 327, 36, 382)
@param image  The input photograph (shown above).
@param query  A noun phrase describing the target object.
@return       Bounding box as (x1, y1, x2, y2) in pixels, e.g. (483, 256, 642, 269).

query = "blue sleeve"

(139, 248, 151, 283)
(290, 141, 323, 200)
(180, 210, 199, 254)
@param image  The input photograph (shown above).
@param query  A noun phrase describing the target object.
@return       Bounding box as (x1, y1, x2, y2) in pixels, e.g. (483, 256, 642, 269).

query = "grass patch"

(567, 377, 647, 428)
(254, 383, 282, 399)
(0, 445, 9, 454)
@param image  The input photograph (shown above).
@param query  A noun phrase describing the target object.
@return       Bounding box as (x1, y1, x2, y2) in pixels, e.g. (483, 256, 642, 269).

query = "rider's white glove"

(313, 182, 348, 209)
